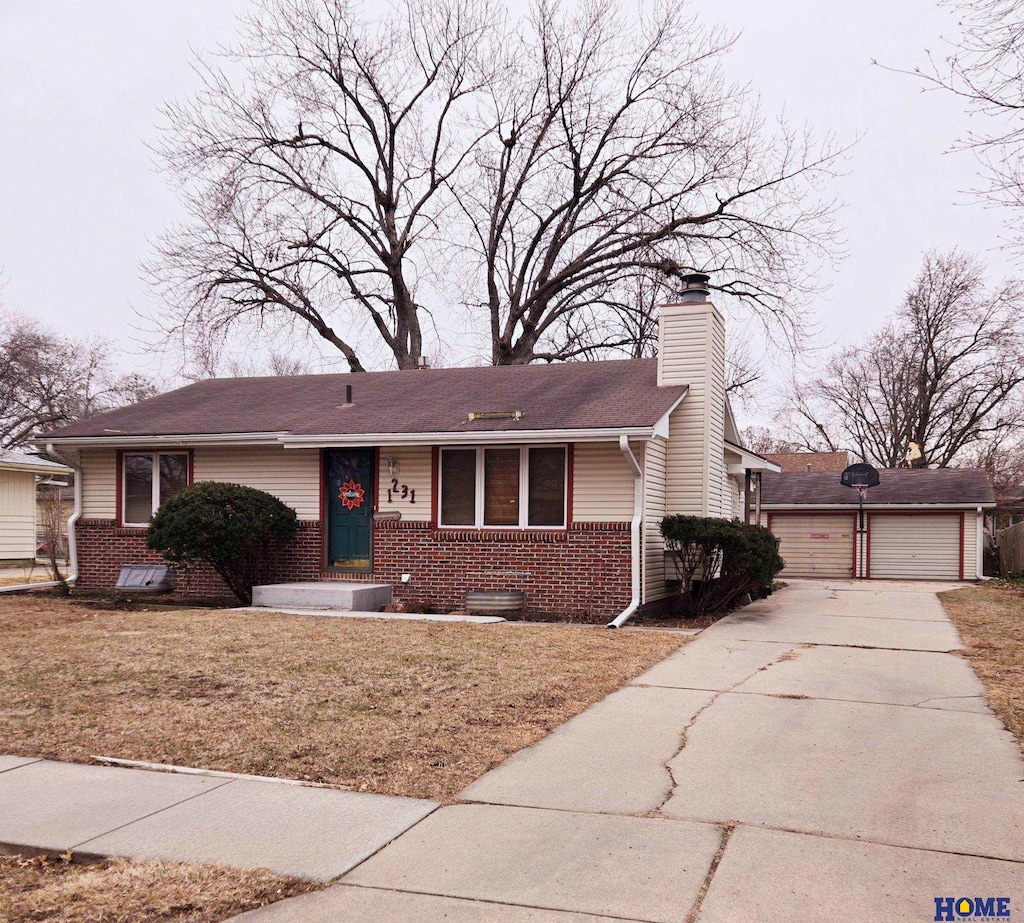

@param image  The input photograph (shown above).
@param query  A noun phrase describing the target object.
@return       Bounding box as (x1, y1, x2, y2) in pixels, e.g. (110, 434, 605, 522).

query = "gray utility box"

(115, 565, 176, 594)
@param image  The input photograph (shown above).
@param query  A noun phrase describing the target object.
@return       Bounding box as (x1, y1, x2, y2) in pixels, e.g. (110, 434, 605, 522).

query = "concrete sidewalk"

(236, 579, 1024, 921)
(0, 758, 437, 881)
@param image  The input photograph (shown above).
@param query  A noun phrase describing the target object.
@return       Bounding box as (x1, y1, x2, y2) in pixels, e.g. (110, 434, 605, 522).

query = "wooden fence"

(997, 520, 1024, 576)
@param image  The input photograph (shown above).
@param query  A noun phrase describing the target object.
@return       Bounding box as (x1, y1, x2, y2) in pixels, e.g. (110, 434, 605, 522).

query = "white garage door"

(769, 513, 855, 579)
(869, 514, 961, 580)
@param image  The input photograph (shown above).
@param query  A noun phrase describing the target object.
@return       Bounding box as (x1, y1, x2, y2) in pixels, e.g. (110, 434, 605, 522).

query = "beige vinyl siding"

(0, 470, 37, 560)
(658, 302, 728, 519)
(80, 449, 117, 519)
(642, 438, 668, 603)
(193, 446, 321, 520)
(572, 442, 638, 523)
(728, 473, 743, 520)
(706, 315, 727, 517)
(966, 510, 983, 579)
(770, 512, 855, 579)
(377, 446, 432, 521)
(868, 513, 961, 580)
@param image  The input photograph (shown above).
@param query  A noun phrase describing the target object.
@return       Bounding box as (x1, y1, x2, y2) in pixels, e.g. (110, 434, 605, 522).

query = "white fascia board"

(652, 386, 689, 439)
(724, 397, 741, 444)
(40, 432, 290, 448)
(44, 426, 660, 450)
(279, 427, 657, 448)
(0, 460, 73, 474)
(762, 503, 997, 511)
(724, 442, 781, 473)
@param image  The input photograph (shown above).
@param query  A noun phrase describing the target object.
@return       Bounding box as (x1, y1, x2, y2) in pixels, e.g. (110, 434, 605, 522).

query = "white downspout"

(48, 444, 81, 586)
(0, 445, 81, 594)
(608, 434, 643, 629)
(976, 506, 984, 580)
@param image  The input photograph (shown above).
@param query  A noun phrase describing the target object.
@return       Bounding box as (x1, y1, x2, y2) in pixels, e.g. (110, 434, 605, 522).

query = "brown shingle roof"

(42, 359, 688, 441)
(761, 468, 995, 507)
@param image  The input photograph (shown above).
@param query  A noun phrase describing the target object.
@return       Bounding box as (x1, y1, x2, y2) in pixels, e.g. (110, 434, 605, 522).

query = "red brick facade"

(76, 519, 323, 599)
(372, 520, 631, 619)
(75, 518, 632, 618)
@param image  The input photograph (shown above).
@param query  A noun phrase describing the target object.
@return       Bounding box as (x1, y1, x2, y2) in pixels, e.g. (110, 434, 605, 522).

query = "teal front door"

(325, 448, 375, 569)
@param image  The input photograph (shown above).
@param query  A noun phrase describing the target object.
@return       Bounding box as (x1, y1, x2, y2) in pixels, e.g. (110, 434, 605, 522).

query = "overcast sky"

(0, 0, 1014, 407)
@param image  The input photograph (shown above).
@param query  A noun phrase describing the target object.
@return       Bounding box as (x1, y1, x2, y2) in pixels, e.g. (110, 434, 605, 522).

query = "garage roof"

(761, 468, 995, 507)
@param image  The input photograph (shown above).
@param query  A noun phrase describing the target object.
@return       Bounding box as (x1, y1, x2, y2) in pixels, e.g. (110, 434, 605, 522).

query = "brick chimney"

(657, 273, 728, 517)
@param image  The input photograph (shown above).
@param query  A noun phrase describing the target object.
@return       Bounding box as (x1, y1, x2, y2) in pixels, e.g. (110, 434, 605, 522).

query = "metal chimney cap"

(679, 272, 711, 302)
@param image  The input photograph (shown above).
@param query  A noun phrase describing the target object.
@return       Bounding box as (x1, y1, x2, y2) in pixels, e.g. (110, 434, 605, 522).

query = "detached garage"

(761, 468, 995, 581)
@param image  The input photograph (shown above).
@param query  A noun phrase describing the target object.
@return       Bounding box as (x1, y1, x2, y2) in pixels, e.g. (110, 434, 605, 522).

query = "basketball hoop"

(841, 463, 880, 579)
(841, 463, 880, 490)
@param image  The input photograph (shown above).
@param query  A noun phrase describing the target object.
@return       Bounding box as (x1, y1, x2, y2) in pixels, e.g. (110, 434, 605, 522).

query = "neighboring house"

(990, 483, 1024, 532)
(39, 276, 778, 620)
(0, 451, 73, 564)
(765, 451, 850, 474)
(761, 468, 995, 581)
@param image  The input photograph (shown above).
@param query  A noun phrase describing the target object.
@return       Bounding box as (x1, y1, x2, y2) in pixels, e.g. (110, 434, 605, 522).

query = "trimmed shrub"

(661, 515, 785, 618)
(147, 482, 298, 604)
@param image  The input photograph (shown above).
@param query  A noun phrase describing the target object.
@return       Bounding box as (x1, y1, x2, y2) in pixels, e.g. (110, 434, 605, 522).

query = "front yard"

(939, 583, 1024, 751)
(0, 854, 319, 923)
(0, 595, 685, 801)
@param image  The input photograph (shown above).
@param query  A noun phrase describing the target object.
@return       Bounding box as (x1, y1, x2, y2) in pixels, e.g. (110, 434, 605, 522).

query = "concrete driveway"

(236, 580, 1024, 922)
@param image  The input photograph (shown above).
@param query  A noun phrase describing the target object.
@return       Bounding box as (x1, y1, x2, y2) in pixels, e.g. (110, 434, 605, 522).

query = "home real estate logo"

(934, 897, 1011, 920)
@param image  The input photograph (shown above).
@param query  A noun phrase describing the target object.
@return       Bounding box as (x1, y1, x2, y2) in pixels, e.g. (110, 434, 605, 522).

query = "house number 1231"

(387, 478, 416, 504)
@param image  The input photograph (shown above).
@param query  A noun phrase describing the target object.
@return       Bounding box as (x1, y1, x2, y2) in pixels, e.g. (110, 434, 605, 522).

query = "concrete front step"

(251, 581, 392, 612)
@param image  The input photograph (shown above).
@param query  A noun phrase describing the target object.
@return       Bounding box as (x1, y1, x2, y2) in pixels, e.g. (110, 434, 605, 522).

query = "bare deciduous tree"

(783, 250, 1024, 466)
(36, 477, 71, 591)
(0, 312, 155, 449)
(150, 0, 841, 373)
(461, 0, 840, 365)
(738, 425, 800, 456)
(151, 0, 498, 373)
(888, 1, 1024, 250)
(961, 431, 1024, 526)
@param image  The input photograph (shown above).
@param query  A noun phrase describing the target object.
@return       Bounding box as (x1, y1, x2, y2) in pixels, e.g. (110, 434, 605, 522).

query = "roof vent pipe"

(678, 272, 711, 303)
(346, 384, 352, 403)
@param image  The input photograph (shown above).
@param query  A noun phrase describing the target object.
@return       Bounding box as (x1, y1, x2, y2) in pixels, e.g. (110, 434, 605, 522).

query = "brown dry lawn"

(0, 595, 686, 801)
(0, 853, 319, 923)
(940, 583, 1024, 752)
(0, 571, 61, 588)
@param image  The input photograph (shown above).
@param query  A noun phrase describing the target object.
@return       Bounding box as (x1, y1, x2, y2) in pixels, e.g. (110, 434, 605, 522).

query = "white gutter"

(0, 445, 82, 595)
(281, 426, 657, 448)
(41, 432, 289, 448)
(608, 434, 643, 629)
(42, 426, 659, 450)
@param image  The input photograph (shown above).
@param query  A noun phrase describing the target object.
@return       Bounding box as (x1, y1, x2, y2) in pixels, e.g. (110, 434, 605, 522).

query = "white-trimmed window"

(122, 452, 189, 526)
(439, 446, 567, 529)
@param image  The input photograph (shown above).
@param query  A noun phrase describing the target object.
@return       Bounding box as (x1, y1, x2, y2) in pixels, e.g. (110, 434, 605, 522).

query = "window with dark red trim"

(121, 452, 190, 526)
(438, 445, 567, 529)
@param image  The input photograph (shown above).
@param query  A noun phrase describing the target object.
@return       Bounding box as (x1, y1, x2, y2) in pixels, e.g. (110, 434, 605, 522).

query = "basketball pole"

(858, 486, 866, 579)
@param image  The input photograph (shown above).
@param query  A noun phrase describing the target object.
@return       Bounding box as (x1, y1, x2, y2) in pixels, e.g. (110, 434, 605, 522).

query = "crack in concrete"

(912, 694, 987, 708)
(333, 880, 650, 921)
(655, 646, 810, 814)
(685, 824, 735, 923)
